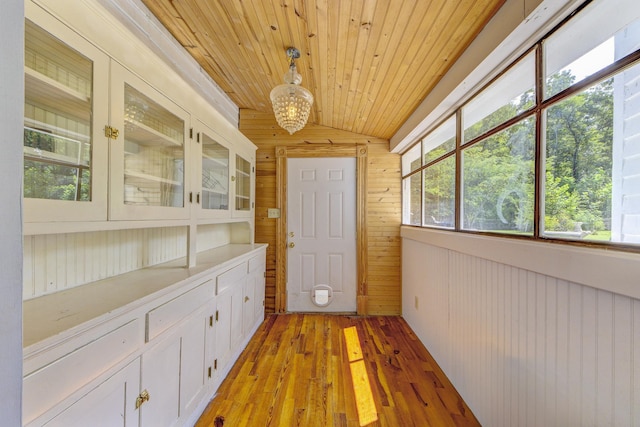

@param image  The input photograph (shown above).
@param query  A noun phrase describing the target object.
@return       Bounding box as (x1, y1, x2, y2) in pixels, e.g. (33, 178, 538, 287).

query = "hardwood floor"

(195, 314, 479, 427)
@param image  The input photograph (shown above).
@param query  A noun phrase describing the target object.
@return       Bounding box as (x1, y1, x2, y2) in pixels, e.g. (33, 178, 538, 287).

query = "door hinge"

(104, 125, 119, 140)
(189, 127, 193, 139)
(197, 132, 200, 143)
(189, 192, 193, 203)
(208, 366, 212, 378)
(135, 389, 150, 409)
(209, 315, 213, 327)
(215, 310, 219, 321)
(214, 359, 218, 370)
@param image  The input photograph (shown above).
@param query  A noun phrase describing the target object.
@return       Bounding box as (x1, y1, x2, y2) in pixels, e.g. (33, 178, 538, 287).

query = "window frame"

(400, 0, 640, 253)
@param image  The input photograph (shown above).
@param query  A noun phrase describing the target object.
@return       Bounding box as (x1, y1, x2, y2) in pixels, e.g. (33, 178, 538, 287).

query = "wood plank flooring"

(195, 314, 479, 427)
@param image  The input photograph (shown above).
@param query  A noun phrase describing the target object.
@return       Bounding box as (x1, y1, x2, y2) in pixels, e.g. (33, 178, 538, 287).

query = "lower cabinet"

(140, 303, 212, 427)
(23, 246, 266, 427)
(42, 359, 140, 427)
(246, 253, 266, 329)
(215, 263, 245, 372)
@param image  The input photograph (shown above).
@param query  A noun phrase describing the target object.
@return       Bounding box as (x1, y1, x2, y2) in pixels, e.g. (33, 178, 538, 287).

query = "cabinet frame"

(109, 62, 192, 221)
(23, 4, 110, 223)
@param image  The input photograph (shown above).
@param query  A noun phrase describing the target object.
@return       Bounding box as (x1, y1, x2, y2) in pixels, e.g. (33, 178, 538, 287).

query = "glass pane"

(24, 20, 93, 201)
(235, 155, 251, 211)
(544, 0, 640, 99)
(402, 173, 422, 225)
(123, 84, 184, 207)
(201, 134, 229, 210)
(462, 117, 535, 234)
(463, 51, 535, 143)
(423, 116, 456, 165)
(544, 62, 640, 244)
(423, 155, 455, 228)
(402, 143, 421, 176)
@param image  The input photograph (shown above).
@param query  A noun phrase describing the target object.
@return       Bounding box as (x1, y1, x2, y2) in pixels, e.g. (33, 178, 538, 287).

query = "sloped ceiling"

(142, 0, 505, 139)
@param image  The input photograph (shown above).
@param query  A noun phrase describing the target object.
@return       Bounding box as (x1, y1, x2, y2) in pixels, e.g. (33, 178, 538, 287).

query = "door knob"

(288, 242, 295, 248)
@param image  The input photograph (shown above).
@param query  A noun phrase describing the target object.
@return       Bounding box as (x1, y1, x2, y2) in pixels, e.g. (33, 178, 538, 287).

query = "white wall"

(0, 0, 24, 424)
(402, 227, 640, 426)
(22, 225, 233, 300)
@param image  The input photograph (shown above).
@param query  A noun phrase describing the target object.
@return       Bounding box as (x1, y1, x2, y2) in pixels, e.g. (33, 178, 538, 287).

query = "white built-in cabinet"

(194, 120, 254, 221)
(23, 1, 255, 229)
(22, 1, 264, 426)
(23, 245, 267, 427)
(23, 11, 110, 223)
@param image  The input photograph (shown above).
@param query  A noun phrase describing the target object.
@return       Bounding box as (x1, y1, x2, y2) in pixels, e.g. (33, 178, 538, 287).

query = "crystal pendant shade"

(270, 49, 314, 135)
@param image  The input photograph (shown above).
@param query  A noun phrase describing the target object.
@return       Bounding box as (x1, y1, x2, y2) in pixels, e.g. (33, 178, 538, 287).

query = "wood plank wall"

(240, 109, 401, 315)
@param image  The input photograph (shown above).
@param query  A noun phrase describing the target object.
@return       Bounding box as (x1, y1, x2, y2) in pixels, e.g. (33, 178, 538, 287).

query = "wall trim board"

(402, 226, 640, 300)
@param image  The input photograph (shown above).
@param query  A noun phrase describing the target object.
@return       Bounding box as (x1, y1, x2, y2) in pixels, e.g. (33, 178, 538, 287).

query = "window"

(463, 52, 535, 144)
(423, 116, 456, 228)
(462, 117, 535, 234)
(401, 0, 640, 249)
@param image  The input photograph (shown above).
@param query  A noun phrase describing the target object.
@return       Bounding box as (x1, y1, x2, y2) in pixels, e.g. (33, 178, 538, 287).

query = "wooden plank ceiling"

(142, 0, 505, 140)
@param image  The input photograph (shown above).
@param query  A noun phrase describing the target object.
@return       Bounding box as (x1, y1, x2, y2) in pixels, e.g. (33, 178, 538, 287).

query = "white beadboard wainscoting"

(23, 224, 232, 300)
(402, 226, 640, 427)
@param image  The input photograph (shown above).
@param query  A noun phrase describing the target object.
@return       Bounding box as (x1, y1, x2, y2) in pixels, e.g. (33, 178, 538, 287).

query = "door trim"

(275, 145, 368, 314)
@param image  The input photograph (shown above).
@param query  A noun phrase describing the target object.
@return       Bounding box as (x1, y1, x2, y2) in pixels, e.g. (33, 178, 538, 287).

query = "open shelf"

(25, 67, 91, 122)
(202, 187, 228, 196)
(125, 170, 182, 186)
(202, 153, 228, 168)
(125, 119, 183, 147)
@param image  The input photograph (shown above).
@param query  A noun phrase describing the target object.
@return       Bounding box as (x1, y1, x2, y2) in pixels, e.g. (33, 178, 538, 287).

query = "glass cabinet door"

(23, 17, 109, 222)
(110, 64, 190, 220)
(201, 133, 230, 213)
(123, 84, 184, 207)
(234, 154, 252, 215)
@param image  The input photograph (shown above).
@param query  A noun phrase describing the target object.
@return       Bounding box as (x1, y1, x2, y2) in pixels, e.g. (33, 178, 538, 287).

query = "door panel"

(287, 158, 356, 312)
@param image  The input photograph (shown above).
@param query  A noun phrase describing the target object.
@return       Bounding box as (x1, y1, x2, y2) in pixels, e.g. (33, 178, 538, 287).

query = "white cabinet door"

(193, 120, 231, 220)
(140, 334, 181, 427)
(23, 5, 109, 223)
(250, 255, 266, 322)
(109, 62, 191, 221)
(232, 152, 254, 218)
(140, 302, 213, 427)
(243, 271, 256, 334)
(215, 283, 244, 372)
(179, 305, 212, 417)
(215, 271, 245, 372)
(42, 359, 140, 427)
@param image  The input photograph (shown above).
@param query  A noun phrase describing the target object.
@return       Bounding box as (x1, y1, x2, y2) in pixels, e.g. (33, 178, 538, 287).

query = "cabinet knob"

(244, 296, 250, 302)
(288, 242, 295, 248)
(135, 389, 150, 409)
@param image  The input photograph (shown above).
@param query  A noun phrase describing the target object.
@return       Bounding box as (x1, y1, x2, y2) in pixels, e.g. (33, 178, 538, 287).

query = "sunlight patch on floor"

(343, 326, 378, 426)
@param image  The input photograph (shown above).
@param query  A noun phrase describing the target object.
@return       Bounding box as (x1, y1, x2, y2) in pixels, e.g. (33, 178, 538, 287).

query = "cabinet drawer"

(146, 279, 214, 342)
(23, 319, 140, 425)
(216, 262, 247, 295)
(248, 253, 265, 273)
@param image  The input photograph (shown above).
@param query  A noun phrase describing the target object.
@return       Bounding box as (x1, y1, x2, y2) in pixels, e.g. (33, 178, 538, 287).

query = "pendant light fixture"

(270, 47, 314, 135)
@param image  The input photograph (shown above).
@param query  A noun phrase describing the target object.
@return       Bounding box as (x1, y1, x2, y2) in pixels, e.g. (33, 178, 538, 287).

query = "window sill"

(401, 226, 640, 300)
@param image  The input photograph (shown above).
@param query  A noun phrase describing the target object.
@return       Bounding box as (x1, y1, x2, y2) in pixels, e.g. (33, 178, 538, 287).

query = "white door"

(287, 157, 356, 312)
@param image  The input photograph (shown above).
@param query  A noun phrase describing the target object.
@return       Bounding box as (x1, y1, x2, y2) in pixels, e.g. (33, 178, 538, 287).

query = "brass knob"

(289, 242, 295, 248)
(135, 389, 150, 409)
